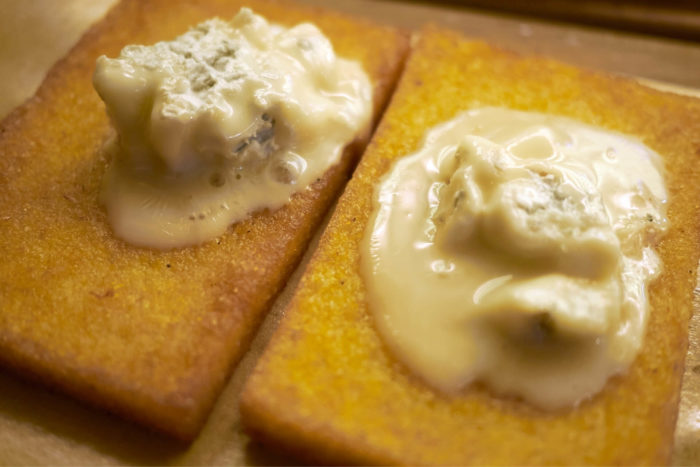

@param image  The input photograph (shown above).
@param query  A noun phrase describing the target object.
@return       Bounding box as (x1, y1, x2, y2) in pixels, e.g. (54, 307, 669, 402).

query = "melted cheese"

(93, 8, 371, 249)
(361, 107, 667, 409)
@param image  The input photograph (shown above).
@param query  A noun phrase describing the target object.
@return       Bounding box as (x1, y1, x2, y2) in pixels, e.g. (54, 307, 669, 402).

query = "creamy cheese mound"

(93, 8, 371, 248)
(361, 107, 667, 409)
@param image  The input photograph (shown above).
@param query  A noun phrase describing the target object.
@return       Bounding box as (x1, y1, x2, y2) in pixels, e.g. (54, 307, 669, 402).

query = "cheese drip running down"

(362, 107, 668, 409)
(93, 8, 371, 249)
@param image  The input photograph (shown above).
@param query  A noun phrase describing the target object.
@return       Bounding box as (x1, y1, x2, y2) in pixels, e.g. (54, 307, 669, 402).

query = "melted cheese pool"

(94, 8, 371, 249)
(361, 107, 667, 409)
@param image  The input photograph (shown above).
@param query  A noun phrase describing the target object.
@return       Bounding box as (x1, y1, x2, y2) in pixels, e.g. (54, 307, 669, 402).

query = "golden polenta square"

(239, 25, 700, 464)
(0, 0, 409, 440)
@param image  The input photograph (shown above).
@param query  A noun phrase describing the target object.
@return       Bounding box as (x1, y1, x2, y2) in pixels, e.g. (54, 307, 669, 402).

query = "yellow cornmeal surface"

(0, 0, 409, 441)
(240, 25, 700, 465)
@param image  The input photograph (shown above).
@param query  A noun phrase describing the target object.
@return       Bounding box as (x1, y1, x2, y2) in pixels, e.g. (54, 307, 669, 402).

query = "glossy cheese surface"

(95, 8, 372, 248)
(362, 107, 668, 410)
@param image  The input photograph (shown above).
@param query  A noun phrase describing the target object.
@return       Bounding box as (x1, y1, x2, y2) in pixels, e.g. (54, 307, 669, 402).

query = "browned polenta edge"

(0, 0, 409, 440)
(240, 24, 700, 464)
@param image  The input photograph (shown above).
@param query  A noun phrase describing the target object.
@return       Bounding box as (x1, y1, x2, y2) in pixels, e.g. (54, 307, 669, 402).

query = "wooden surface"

(397, 0, 700, 41)
(0, 0, 698, 465)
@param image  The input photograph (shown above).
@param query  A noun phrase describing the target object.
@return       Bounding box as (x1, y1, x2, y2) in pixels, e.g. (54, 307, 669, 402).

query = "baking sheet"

(0, 0, 698, 464)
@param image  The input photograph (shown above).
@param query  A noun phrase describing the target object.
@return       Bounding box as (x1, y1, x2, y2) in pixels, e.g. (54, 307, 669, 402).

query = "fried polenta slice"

(239, 25, 700, 464)
(0, 0, 409, 441)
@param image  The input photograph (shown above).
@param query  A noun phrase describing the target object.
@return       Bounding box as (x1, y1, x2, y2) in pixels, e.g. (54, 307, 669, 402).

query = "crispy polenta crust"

(0, 0, 409, 440)
(240, 25, 700, 465)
